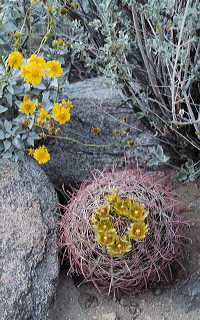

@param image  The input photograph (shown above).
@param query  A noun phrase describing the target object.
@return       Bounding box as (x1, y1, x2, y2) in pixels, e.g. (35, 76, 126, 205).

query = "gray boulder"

(43, 77, 158, 186)
(0, 158, 59, 320)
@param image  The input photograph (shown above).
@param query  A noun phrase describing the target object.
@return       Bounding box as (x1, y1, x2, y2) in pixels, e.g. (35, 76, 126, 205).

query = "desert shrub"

(57, 0, 200, 180)
(0, 0, 71, 162)
(59, 164, 187, 296)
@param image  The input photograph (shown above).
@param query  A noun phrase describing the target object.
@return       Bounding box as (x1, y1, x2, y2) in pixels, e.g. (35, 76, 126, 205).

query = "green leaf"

(185, 159, 194, 168)
(6, 93, 12, 106)
(3, 21, 17, 32)
(147, 158, 159, 166)
(4, 120, 12, 132)
(177, 168, 188, 182)
(3, 140, 11, 151)
(136, 112, 145, 119)
(12, 136, 24, 150)
(156, 145, 164, 159)
(0, 130, 5, 139)
(0, 105, 8, 113)
(148, 146, 155, 154)
(162, 155, 170, 162)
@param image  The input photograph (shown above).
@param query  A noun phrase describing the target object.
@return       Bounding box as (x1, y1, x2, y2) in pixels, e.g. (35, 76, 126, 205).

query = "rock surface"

(43, 77, 158, 186)
(0, 158, 59, 320)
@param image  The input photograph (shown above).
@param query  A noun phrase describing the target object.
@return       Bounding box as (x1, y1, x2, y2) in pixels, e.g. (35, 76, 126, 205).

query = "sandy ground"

(50, 176, 200, 320)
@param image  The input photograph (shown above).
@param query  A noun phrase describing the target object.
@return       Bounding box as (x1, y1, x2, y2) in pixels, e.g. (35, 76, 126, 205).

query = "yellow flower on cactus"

(96, 231, 116, 247)
(128, 202, 148, 221)
(33, 145, 50, 164)
(8, 51, 23, 69)
(52, 103, 70, 125)
(96, 205, 110, 219)
(94, 218, 115, 234)
(127, 221, 149, 241)
(113, 197, 129, 216)
(107, 236, 132, 257)
(46, 60, 63, 77)
(104, 191, 118, 205)
(91, 213, 100, 227)
(37, 107, 50, 127)
(20, 96, 35, 115)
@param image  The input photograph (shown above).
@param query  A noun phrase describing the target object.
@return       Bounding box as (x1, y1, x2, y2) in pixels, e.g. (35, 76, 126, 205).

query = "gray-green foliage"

(0, 0, 70, 161)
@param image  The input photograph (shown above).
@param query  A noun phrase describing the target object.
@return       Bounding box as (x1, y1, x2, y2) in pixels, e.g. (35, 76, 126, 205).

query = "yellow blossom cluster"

(91, 191, 149, 257)
(7, 51, 75, 165)
(21, 98, 74, 164)
(8, 52, 63, 85)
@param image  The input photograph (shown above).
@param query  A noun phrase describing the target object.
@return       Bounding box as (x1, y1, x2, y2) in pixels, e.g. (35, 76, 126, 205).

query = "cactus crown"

(91, 190, 149, 257)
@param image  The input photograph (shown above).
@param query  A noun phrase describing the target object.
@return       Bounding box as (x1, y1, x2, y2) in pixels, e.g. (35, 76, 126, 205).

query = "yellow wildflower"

(37, 108, 50, 127)
(8, 51, 23, 69)
(28, 148, 35, 156)
(127, 221, 149, 241)
(52, 103, 70, 125)
(33, 145, 50, 164)
(20, 96, 35, 115)
(62, 100, 74, 108)
(27, 54, 47, 69)
(21, 61, 45, 85)
(46, 60, 63, 77)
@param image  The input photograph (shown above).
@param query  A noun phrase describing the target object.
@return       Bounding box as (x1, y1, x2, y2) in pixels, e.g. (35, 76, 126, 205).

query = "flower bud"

(55, 128, 61, 135)
(127, 139, 135, 146)
(58, 38, 64, 46)
(60, 7, 68, 16)
(52, 40, 57, 48)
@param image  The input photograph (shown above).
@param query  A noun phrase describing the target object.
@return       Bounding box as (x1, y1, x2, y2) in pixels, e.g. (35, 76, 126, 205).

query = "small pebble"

(102, 312, 117, 320)
(153, 288, 163, 296)
(119, 297, 130, 307)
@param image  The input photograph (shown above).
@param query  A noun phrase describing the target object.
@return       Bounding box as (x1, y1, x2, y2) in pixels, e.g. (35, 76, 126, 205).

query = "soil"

(50, 173, 200, 320)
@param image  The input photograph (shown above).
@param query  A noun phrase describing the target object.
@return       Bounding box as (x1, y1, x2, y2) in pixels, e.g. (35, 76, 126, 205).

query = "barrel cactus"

(59, 165, 186, 296)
